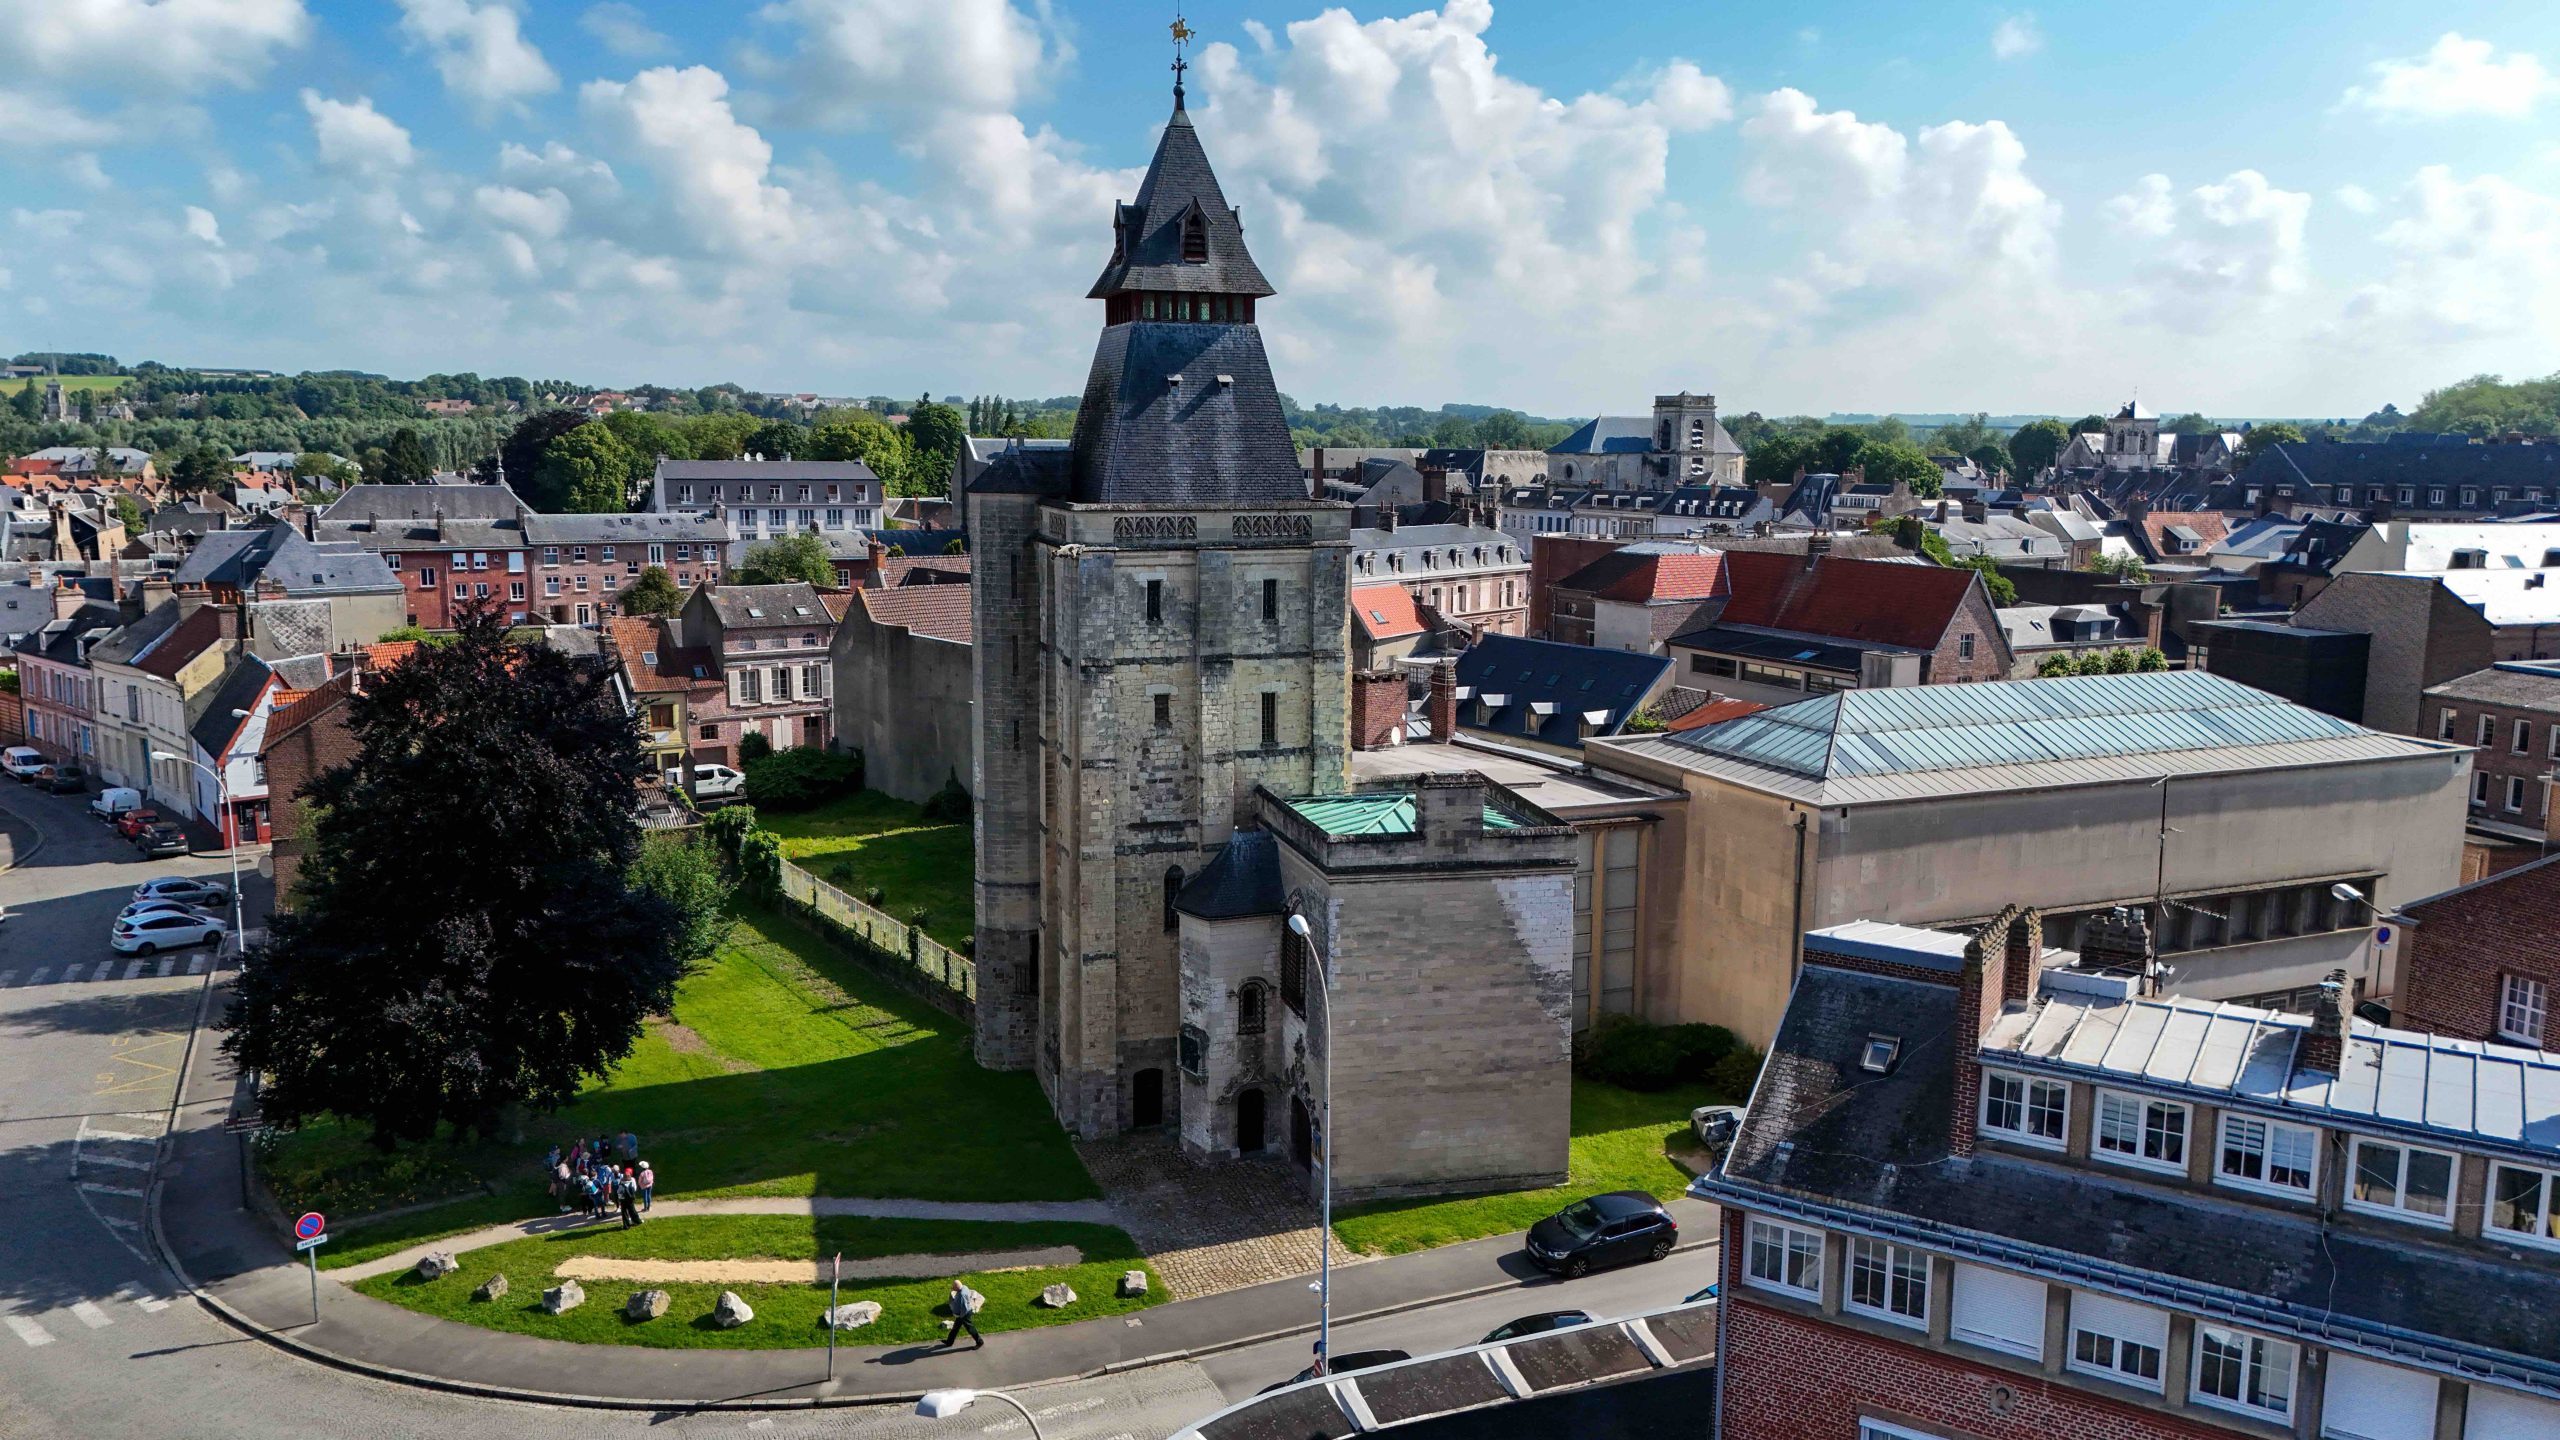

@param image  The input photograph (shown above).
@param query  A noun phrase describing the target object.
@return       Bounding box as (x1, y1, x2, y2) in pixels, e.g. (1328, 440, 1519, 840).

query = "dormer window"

(1182, 209, 1208, 263)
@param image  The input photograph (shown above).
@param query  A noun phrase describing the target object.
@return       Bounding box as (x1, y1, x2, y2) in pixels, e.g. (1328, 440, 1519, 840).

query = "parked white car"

(2, 746, 46, 781)
(111, 909, 225, 955)
(89, 786, 144, 820)
(691, 763, 745, 799)
(119, 899, 214, 925)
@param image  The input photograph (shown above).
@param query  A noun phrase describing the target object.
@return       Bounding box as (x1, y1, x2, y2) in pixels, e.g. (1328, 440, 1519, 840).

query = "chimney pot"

(2299, 968, 2352, 1074)
(1426, 658, 1458, 744)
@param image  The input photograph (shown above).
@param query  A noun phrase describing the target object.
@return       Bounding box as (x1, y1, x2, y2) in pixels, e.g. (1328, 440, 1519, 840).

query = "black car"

(40, 764, 88, 794)
(1482, 1309, 1594, 1344)
(133, 823, 190, 858)
(1523, 1191, 1678, 1278)
(1257, 1348, 1412, 1395)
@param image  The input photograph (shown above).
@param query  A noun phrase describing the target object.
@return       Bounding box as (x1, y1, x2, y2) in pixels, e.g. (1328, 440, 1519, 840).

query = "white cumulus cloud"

(2104, 170, 2310, 302)
(2340, 33, 2552, 120)
(580, 1, 670, 58)
(301, 91, 415, 176)
(753, 0, 1055, 126)
(581, 67, 797, 254)
(1991, 14, 2042, 61)
(1, 0, 308, 89)
(2344, 167, 2560, 345)
(396, 0, 560, 116)
(183, 206, 222, 246)
(2333, 183, 2377, 214)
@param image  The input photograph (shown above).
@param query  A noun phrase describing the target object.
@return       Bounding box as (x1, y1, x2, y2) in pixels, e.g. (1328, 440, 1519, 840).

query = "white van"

(691, 764, 745, 800)
(88, 786, 144, 820)
(2, 747, 45, 781)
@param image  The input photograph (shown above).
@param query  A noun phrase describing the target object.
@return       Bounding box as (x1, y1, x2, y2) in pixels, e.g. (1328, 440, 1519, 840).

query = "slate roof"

(701, 583, 829, 629)
(1175, 828, 1284, 920)
(1556, 548, 1728, 602)
(172, 524, 399, 595)
(1703, 551, 1977, 651)
(522, 511, 731, 543)
(1549, 416, 1660, 455)
(321, 483, 527, 523)
(2426, 661, 2560, 708)
(1654, 485, 1773, 524)
(1064, 321, 1310, 507)
(876, 555, 970, 587)
(651, 459, 881, 484)
(2244, 439, 2560, 507)
(131, 604, 229, 680)
(865, 528, 969, 556)
(1452, 634, 1670, 750)
(856, 584, 973, 644)
(1707, 960, 2560, 1396)
(87, 599, 185, 668)
(189, 655, 273, 758)
(1350, 584, 1424, 642)
(1348, 523, 1522, 572)
(1087, 100, 1275, 300)
(10, 600, 121, 663)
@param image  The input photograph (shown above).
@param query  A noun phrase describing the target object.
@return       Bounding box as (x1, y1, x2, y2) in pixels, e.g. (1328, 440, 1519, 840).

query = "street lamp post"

(149, 745, 248, 948)
(1286, 908, 1335, 1377)
(916, 1389, 1043, 1438)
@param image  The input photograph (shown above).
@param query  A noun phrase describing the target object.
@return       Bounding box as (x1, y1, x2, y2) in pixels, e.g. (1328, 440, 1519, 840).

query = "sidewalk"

(153, 978, 1718, 1410)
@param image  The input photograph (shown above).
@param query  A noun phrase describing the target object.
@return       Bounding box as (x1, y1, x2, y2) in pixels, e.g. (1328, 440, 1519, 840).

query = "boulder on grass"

(472, 1273, 509, 1303)
(713, 1291, 754, 1328)
(624, 1289, 670, 1322)
(823, 1302, 882, 1331)
(540, 1281, 584, 1315)
(414, 1251, 459, 1281)
(1037, 1283, 1077, 1309)
(1118, 1270, 1148, 1298)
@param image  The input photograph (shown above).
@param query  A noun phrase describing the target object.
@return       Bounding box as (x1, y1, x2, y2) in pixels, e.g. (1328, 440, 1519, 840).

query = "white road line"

(79, 1182, 145, 1199)
(95, 1215, 138, 1231)
(187, 955, 207, 975)
(89, 961, 115, 982)
(156, 959, 175, 978)
(0, 972, 14, 988)
(25, 968, 49, 986)
(115, 1286, 170, 1315)
(68, 1302, 111, 1330)
(74, 1153, 150, 1171)
(122, 960, 144, 980)
(4, 1316, 53, 1348)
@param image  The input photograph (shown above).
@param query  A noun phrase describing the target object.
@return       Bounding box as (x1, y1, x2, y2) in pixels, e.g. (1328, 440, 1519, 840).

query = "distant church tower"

(969, 68, 1351, 1137)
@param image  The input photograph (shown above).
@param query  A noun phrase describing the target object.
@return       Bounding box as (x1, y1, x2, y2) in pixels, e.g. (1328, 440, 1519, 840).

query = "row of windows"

(2312, 484, 2560, 512)
(672, 484, 869, 504)
(731, 665, 827, 704)
(2441, 707, 2560, 761)
(2472, 771, 2542, 817)
(1350, 544, 1520, 575)
(1141, 576, 1314, 626)
(1148, 689, 1284, 748)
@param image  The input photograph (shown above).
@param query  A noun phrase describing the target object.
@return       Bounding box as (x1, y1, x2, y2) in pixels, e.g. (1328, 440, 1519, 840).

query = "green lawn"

(760, 791, 974, 948)
(353, 1215, 1160, 1350)
(262, 903, 1095, 1271)
(1330, 1080, 1717, 1257)
(3, 374, 125, 396)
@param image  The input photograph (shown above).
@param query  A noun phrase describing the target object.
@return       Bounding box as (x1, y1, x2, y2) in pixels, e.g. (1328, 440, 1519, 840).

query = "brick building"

(260, 643, 418, 906)
(1663, 546, 2013, 705)
(604, 616, 717, 784)
(522, 511, 729, 624)
(2422, 661, 2560, 844)
(1702, 913, 2560, 1440)
(1548, 543, 1726, 651)
(674, 582, 838, 760)
(314, 483, 532, 629)
(2297, 570, 2560, 736)
(1345, 518, 1527, 641)
(2395, 853, 2560, 1050)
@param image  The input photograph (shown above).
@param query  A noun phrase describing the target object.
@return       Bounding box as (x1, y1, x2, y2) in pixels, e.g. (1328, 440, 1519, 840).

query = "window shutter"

(2070, 1292, 2168, 1352)
(1950, 1263, 2044, 1359)
(2469, 1386, 2560, 1440)
(2319, 1356, 2436, 1440)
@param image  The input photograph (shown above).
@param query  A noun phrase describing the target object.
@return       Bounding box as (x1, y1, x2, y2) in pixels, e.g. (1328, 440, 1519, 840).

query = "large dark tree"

(480, 408, 591, 505)
(733, 532, 836, 588)
(2007, 418, 2070, 477)
(223, 607, 686, 1145)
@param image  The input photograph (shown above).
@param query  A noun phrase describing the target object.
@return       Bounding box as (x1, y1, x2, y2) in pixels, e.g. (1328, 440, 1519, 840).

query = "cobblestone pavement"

(1077, 1133, 1355, 1300)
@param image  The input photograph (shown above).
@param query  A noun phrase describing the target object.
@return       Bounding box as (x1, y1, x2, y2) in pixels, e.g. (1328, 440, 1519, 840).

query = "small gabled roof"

(855, 584, 972, 644)
(1452, 634, 1670, 750)
(1350, 584, 1424, 642)
(1711, 551, 1978, 651)
(189, 655, 274, 758)
(1557, 548, 1727, 603)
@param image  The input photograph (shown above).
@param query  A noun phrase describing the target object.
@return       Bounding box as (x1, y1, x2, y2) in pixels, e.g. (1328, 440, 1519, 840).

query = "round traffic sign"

(295, 1211, 326, 1240)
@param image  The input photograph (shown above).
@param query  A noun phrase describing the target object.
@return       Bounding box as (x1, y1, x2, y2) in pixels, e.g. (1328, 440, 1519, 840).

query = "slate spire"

(1086, 98, 1275, 302)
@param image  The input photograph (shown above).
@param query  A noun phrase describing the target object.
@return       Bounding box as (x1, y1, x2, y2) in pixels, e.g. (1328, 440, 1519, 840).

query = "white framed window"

(2491, 1160, 2560, 1247)
(1742, 1218, 1822, 1300)
(2549, 726, 2560, 761)
(2067, 1292, 2167, 1392)
(2478, 715, 2497, 746)
(1959, 633, 1975, 660)
(2321, 1353, 2440, 1440)
(1980, 1070, 2067, 1149)
(2472, 1384, 2560, 1439)
(2507, 776, 2528, 813)
(2093, 1090, 2188, 1175)
(1858, 1422, 1944, 1440)
(2500, 975, 2547, 1046)
(2346, 1137, 2456, 1226)
(1844, 1237, 1929, 1329)
(2437, 708, 2456, 740)
(2476, 772, 2492, 806)
(2192, 1325, 2296, 1423)
(1948, 1263, 2043, 1360)
(2217, 1113, 2318, 1197)
(2515, 719, 2533, 754)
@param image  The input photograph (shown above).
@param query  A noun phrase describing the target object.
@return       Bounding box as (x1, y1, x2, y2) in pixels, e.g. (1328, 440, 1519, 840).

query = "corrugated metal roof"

(1282, 792, 1525, 837)
(1985, 990, 2560, 1158)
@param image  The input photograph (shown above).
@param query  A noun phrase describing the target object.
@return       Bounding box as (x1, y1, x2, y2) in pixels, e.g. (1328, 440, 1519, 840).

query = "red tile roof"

(605, 617, 714, 694)
(2139, 510, 2229, 556)
(1561, 549, 1729, 603)
(1716, 552, 1975, 650)
(1351, 584, 1425, 641)
(857, 584, 973, 644)
(878, 555, 970, 587)
(1665, 698, 1770, 732)
(261, 642, 421, 745)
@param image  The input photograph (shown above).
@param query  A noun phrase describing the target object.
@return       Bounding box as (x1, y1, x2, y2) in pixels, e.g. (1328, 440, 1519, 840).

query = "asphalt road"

(0, 786, 1704, 1439)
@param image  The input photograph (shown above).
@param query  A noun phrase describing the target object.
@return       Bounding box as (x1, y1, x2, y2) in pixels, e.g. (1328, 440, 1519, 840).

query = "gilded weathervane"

(1171, 10, 1194, 102)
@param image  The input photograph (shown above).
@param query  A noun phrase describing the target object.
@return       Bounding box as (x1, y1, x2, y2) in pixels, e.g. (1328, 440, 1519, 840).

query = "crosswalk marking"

(79, 1182, 145, 1199)
(115, 1285, 170, 1314)
(68, 1302, 111, 1330)
(187, 955, 207, 975)
(89, 961, 114, 982)
(4, 1316, 53, 1348)
(156, 959, 175, 978)
(122, 960, 144, 981)
(25, 968, 49, 986)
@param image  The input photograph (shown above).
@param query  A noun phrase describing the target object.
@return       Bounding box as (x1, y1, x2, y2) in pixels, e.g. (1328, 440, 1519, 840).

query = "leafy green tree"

(743, 419, 806, 460)
(2086, 553, 2150, 583)
(901, 400, 968, 490)
(536, 423, 640, 512)
(2239, 421, 2305, 458)
(683, 411, 762, 461)
(485, 409, 590, 504)
(112, 493, 144, 533)
(294, 451, 358, 489)
(1852, 438, 1943, 498)
(734, 532, 836, 588)
(1427, 413, 1481, 448)
(169, 444, 232, 495)
(617, 565, 684, 616)
(1813, 428, 1869, 474)
(7, 379, 36, 421)
(222, 606, 687, 1145)
(629, 833, 733, 975)
(1474, 409, 1534, 449)
(598, 410, 690, 468)
(2407, 372, 2560, 437)
(1927, 412, 1999, 457)
(2007, 418, 2070, 476)
(2166, 412, 2218, 435)
(2136, 647, 2169, 671)
(1746, 433, 1814, 488)
(1958, 554, 2018, 606)
(808, 409, 911, 489)
(2070, 414, 2108, 435)
(377, 427, 434, 485)
(1966, 443, 2011, 478)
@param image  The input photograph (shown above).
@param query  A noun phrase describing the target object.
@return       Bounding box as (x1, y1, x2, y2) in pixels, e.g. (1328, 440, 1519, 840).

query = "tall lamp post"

(1285, 909, 1336, 1377)
(150, 739, 249, 947)
(2331, 882, 2407, 1013)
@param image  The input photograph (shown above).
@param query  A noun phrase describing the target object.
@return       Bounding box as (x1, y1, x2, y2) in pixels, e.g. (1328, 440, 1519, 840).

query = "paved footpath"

(333, 1195, 1121, 1281)
(158, 974, 1719, 1410)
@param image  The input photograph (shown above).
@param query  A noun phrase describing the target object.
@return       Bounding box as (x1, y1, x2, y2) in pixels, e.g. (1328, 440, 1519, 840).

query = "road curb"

(0, 796, 47, 874)
(148, 1191, 1716, 1413)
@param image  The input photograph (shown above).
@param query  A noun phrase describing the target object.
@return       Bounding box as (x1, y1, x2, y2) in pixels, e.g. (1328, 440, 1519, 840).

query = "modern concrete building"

(2295, 570, 2560, 736)
(1586, 671, 2470, 1045)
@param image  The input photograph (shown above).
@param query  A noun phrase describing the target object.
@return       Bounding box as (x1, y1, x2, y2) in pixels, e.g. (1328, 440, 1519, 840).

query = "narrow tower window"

(1261, 691, 1279, 749)
(1262, 577, 1279, 621)
(1146, 578, 1163, 624)
(1183, 210, 1208, 263)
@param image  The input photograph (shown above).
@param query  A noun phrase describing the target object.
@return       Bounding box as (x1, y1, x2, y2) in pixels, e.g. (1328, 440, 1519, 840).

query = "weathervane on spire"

(1171, 9, 1194, 107)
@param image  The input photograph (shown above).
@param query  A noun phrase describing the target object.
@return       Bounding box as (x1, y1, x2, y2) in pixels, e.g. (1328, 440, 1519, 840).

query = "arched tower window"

(1238, 981, 1267, 1035)
(1163, 865, 1185, 932)
(1182, 210, 1209, 263)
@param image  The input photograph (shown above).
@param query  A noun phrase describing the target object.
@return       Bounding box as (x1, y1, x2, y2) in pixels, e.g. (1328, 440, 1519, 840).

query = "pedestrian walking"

(939, 1279, 984, 1349)
(617, 1170, 642, 1229)
(570, 1138, 586, 1171)
(553, 1160, 574, 1213)
(583, 1172, 603, 1221)
(636, 1159, 654, 1211)
(618, 1128, 638, 1162)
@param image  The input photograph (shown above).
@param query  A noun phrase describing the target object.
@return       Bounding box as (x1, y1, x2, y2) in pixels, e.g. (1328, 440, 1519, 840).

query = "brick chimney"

(1426, 658, 1458, 743)
(1350, 670, 1406, 750)
(2298, 968, 2351, 1074)
(2001, 908, 2045, 1008)
(1381, 506, 1398, 533)
(2075, 906, 2154, 982)
(1803, 532, 1831, 568)
(1952, 904, 2038, 1157)
(52, 575, 87, 620)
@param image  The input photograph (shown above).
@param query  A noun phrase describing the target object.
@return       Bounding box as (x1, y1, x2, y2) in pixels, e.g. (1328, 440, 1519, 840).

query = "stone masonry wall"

(967, 490, 1043, 1072)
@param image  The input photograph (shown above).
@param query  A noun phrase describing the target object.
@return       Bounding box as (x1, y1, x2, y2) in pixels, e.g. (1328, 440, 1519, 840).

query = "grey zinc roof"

(651, 459, 880, 484)
(1984, 989, 2560, 1163)
(322, 483, 527, 523)
(703, 582, 828, 628)
(1548, 416, 1656, 455)
(1064, 320, 1310, 507)
(1085, 102, 1275, 300)
(522, 511, 731, 544)
(2426, 661, 2560, 708)
(173, 525, 398, 595)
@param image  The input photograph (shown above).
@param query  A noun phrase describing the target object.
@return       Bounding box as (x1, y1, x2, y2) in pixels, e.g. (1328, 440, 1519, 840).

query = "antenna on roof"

(1170, 9, 1193, 108)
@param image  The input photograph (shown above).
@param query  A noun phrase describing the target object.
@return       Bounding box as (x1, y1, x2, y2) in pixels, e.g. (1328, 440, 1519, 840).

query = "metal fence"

(779, 858, 976, 1016)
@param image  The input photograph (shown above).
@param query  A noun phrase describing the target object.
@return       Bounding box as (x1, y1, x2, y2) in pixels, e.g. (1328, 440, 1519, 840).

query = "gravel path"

(333, 1196, 1118, 1281)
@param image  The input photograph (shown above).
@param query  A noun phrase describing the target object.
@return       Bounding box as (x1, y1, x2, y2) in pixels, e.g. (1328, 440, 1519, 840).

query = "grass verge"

(759, 791, 973, 948)
(352, 1215, 1158, 1349)
(1330, 1080, 1716, 1257)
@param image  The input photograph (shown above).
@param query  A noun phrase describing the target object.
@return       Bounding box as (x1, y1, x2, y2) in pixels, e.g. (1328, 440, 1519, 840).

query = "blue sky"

(4, 1, 2556, 419)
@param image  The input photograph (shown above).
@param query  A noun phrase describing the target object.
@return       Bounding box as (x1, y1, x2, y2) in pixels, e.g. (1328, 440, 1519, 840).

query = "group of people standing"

(547, 1131, 653, 1230)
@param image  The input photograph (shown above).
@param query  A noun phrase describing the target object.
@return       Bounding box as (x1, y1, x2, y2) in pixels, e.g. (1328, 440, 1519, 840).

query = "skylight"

(1860, 1035, 1901, 1074)
(641, 651, 658, 665)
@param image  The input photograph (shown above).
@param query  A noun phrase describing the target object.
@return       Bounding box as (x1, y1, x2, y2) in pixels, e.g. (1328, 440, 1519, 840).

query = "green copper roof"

(1283, 792, 1526, 837)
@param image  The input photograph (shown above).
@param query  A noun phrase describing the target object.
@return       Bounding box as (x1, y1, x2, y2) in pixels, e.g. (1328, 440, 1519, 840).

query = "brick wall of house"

(385, 546, 533, 629)
(2396, 855, 2560, 1047)
(263, 697, 358, 910)
(1349, 670, 1407, 749)
(2424, 692, 2560, 831)
(1529, 534, 1624, 639)
(1928, 580, 2016, 683)
(1720, 1297, 2259, 1440)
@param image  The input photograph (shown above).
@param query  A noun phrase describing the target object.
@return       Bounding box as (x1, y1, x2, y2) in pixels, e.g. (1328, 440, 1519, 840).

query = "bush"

(1576, 1016, 1745, 1092)
(738, 731, 773, 762)
(703, 803, 758, 858)
(920, 773, 972, 825)
(741, 749, 862, 811)
(736, 829, 783, 898)
(865, 886, 885, 907)
(1707, 1046, 1765, 1101)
